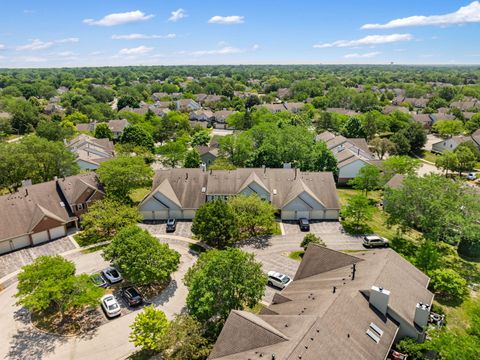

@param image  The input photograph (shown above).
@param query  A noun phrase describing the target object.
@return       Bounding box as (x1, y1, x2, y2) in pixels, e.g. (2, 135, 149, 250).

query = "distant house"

(196, 145, 219, 166)
(450, 99, 479, 111)
(403, 98, 429, 108)
(210, 245, 434, 360)
(67, 134, 115, 170)
(175, 99, 201, 112)
(385, 174, 405, 190)
(107, 119, 129, 139)
(432, 136, 472, 153)
(256, 103, 287, 113)
(277, 88, 291, 99)
(316, 131, 377, 184)
(412, 114, 433, 129)
(325, 108, 360, 117)
(213, 110, 235, 124)
(189, 109, 214, 122)
(0, 173, 104, 255)
(44, 103, 65, 114)
(139, 168, 340, 221)
(284, 102, 305, 113)
(151, 92, 168, 101)
(57, 86, 69, 94)
(382, 105, 409, 114)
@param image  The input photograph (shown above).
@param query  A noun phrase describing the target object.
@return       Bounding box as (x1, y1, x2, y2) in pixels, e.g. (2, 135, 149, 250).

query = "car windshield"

(167, 219, 175, 225)
(127, 288, 140, 297)
(108, 303, 118, 310)
(109, 269, 119, 277)
(300, 219, 308, 224)
(281, 276, 291, 284)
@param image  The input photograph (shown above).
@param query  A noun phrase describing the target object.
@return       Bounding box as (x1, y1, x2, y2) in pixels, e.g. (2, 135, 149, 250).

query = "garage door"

(11, 235, 31, 250)
(296, 211, 310, 220)
(49, 226, 66, 240)
(281, 211, 295, 221)
(169, 210, 182, 219)
(31, 231, 49, 245)
(0, 240, 12, 255)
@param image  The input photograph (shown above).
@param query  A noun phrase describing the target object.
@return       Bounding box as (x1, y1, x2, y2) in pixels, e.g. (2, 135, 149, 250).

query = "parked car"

(166, 218, 177, 232)
(363, 235, 389, 248)
(90, 273, 108, 288)
(466, 172, 476, 180)
(120, 286, 143, 307)
(298, 218, 310, 231)
(102, 267, 123, 284)
(267, 271, 292, 289)
(101, 295, 121, 318)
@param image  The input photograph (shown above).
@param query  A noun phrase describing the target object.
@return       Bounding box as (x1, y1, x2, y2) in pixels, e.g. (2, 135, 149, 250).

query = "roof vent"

(273, 189, 277, 195)
(60, 202, 65, 207)
(201, 187, 206, 193)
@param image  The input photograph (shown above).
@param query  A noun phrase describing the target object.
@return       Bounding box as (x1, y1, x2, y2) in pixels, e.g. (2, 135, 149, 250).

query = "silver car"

(267, 271, 292, 289)
(102, 267, 123, 284)
(363, 235, 389, 248)
(101, 295, 121, 318)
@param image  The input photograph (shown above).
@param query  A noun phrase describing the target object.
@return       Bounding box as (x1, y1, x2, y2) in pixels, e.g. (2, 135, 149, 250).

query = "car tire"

(268, 281, 272, 286)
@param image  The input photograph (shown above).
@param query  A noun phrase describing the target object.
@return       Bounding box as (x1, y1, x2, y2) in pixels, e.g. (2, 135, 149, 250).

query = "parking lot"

(140, 221, 193, 238)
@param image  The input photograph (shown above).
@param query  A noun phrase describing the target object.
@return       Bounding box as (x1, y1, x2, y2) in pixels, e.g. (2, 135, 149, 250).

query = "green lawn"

(421, 150, 439, 163)
(289, 250, 304, 261)
(337, 189, 421, 242)
(129, 187, 150, 204)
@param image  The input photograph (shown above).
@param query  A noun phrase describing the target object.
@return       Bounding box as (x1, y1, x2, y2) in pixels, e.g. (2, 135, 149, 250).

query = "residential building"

(325, 108, 360, 117)
(196, 145, 219, 166)
(210, 244, 434, 360)
(108, 119, 129, 139)
(190, 109, 214, 122)
(0, 173, 104, 255)
(432, 135, 475, 153)
(67, 134, 114, 170)
(139, 168, 340, 221)
(284, 102, 305, 113)
(316, 131, 377, 184)
(176, 99, 201, 112)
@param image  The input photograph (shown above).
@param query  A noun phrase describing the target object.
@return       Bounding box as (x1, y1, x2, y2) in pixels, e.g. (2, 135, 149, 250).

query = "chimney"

(369, 286, 390, 315)
(414, 302, 430, 328)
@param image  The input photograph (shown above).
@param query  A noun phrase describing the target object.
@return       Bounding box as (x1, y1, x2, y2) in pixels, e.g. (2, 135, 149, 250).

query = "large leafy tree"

(341, 194, 375, 232)
(15, 256, 103, 318)
(158, 314, 211, 360)
(382, 155, 421, 181)
(433, 119, 465, 138)
(36, 119, 76, 141)
(429, 268, 468, 303)
(94, 123, 113, 140)
(103, 226, 180, 285)
(78, 199, 142, 244)
(157, 139, 188, 168)
(184, 248, 267, 334)
(369, 137, 395, 159)
(120, 124, 155, 152)
(129, 305, 169, 352)
(192, 199, 239, 249)
(97, 156, 153, 199)
(228, 195, 276, 239)
(348, 164, 382, 195)
(435, 150, 459, 176)
(384, 174, 480, 244)
(184, 149, 201, 168)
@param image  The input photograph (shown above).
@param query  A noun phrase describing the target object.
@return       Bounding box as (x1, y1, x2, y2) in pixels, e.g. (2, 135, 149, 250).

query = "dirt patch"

(31, 307, 103, 336)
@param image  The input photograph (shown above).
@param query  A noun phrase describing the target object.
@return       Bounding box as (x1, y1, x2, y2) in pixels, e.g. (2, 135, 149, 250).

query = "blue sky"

(1, 1, 480, 68)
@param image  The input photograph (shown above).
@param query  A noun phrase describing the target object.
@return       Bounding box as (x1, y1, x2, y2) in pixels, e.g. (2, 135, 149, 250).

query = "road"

(0, 242, 195, 360)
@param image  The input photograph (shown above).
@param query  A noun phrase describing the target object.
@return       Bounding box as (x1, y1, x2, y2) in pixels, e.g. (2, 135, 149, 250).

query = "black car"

(120, 286, 143, 307)
(298, 218, 310, 231)
(166, 218, 177, 232)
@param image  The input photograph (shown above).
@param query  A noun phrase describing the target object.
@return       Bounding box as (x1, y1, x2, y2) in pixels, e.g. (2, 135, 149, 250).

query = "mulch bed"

(31, 307, 103, 336)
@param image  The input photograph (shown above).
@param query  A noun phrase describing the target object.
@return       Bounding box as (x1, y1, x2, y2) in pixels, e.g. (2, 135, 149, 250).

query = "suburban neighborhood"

(0, 1, 480, 360)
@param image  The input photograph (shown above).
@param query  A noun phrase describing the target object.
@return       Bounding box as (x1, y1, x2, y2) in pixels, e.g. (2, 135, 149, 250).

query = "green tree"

(15, 256, 103, 319)
(191, 130, 211, 147)
(158, 314, 211, 360)
(369, 137, 395, 160)
(382, 155, 421, 181)
(103, 226, 180, 285)
(390, 132, 411, 155)
(433, 119, 465, 138)
(465, 113, 480, 133)
(435, 150, 459, 176)
(7, 98, 40, 133)
(228, 195, 276, 239)
(157, 139, 188, 168)
(454, 146, 476, 174)
(415, 239, 440, 273)
(64, 111, 89, 124)
(120, 124, 155, 152)
(94, 123, 113, 140)
(184, 248, 266, 334)
(341, 117, 365, 138)
(129, 305, 169, 352)
(341, 194, 375, 232)
(456, 141, 480, 161)
(192, 199, 239, 249)
(97, 156, 153, 199)
(348, 164, 382, 195)
(36, 119, 75, 141)
(301, 233, 325, 250)
(78, 199, 142, 244)
(208, 157, 236, 170)
(429, 328, 480, 360)
(430, 268, 468, 303)
(184, 149, 201, 168)
(305, 141, 338, 173)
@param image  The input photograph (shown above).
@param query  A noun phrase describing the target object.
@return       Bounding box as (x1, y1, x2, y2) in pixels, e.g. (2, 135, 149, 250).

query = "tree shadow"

(236, 236, 271, 249)
(7, 326, 68, 360)
(151, 279, 178, 307)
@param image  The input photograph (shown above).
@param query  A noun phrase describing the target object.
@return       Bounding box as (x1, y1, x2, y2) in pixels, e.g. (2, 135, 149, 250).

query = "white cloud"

(16, 37, 80, 51)
(14, 56, 47, 63)
(168, 8, 186, 22)
(252, 44, 260, 50)
(344, 52, 381, 59)
(84, 10, 154, 26)
(362, 1, 480, 29)
(179, 46, 243, 57)
(112, 33, 176, 40)
(208, 15, 244, 24)
(17, 39, 54, 51)
(0, 44, 5, 50)
(118, 45, 153, 55)
(314, 34, 412, 48)
(56, 37, 79, 44)
(57, 51, 76, 57)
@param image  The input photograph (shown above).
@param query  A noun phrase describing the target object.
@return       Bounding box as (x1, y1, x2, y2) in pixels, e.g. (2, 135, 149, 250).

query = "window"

(77, 204, 84, 210)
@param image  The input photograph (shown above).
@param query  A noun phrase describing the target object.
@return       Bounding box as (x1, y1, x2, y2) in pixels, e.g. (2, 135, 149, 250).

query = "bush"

(458, 239, 480, 260)
(430, 268, 469, 304)
(300, 233, 325, 250)
(129, 305, 168, 352)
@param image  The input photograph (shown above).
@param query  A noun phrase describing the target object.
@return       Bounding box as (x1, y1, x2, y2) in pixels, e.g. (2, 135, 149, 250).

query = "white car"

(267, 271, 292, 290)
(363, 235, 389, 248)
(101, 295, 121, 318)
(101, 267, 123, 284)
(466, 172, 476, 181)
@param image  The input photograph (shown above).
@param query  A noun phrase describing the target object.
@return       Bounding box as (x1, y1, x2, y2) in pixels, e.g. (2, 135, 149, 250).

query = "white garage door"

(281, 211, 295, 221)
(49, 226, 66, 240)
(0, 240, 12, 255)
(296, 211, 310, 220)
(169, 210, 182, 219)
(11, 235, 31, 250)
(31, 231, 49, 245)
